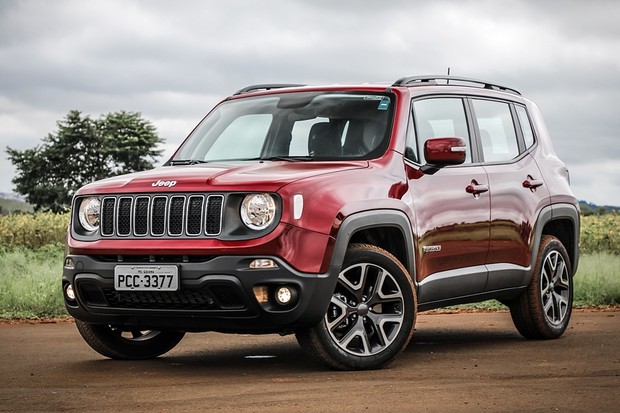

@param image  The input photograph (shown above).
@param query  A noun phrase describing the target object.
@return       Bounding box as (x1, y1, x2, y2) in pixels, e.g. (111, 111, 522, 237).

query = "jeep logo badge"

(152, 180, 177, 188)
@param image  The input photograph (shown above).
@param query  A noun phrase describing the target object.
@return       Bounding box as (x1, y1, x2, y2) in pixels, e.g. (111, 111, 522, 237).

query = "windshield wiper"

(258, 156, 314, 162)
(168, 159, 209, 166)
(169, 156, 314, 165)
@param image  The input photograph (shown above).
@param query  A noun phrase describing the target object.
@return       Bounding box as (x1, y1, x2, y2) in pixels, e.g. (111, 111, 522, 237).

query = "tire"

(75, 320, 185, 360)
(509, 235, 573, 339)
(296, 244, 417, 370)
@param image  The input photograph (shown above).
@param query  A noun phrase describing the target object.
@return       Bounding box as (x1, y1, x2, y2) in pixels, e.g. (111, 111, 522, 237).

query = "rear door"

(470, 98, 550, 290)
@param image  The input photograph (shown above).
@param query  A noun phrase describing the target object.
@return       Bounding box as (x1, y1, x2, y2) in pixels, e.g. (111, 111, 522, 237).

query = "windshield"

(172, 91, 394, 163)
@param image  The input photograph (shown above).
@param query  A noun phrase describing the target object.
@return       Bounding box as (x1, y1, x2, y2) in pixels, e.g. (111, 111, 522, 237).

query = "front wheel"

(75, 320, 185, 360)
(509, 235, 573, 339)
(296, 244, 417, 370)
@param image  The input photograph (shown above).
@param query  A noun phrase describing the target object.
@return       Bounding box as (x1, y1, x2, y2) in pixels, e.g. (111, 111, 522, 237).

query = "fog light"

(275, 286, 296, 305)
(249, 259, 278, 269)
(253, 286, 269, 304)
(65, 284, 76, 301)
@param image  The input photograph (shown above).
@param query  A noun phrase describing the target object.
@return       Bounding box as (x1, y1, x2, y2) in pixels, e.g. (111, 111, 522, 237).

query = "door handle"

(522, 178, 544, 189)
(466, 183, 489, 195)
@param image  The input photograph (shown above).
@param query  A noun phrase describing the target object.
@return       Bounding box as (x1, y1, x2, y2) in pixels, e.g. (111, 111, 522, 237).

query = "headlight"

(240, 194, 276, 230)
(78, 197, 101, 232)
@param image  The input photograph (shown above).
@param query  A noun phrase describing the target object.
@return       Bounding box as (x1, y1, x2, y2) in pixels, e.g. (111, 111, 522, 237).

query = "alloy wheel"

(540, 250, 570, 326)
(326, 262, 404, 356)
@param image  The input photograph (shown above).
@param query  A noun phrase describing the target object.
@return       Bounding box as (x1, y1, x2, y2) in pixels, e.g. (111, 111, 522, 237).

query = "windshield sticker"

(377, 97, 390, 111)
(363, 95, 383, 101)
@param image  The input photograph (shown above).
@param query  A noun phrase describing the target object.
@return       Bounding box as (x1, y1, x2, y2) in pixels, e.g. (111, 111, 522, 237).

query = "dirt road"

(1, 311, 618, 413)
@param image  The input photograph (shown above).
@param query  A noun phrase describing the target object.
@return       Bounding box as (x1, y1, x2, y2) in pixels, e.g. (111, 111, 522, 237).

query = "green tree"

(98, 111, 163, 174)
(580, 203, 593, 216)
(6, 110, 163, 212)
(595, 206, 608, 215)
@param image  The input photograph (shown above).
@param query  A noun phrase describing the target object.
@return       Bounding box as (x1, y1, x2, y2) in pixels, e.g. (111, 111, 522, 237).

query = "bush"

(0, 212, 69, 249)
(0, 210, 618, 254)
(580, 214, 620, 254)
(0, 210, 618, 319)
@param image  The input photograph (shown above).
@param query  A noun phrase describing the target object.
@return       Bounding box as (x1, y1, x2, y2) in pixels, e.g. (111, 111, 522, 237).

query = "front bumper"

(62, 254, 339, 333)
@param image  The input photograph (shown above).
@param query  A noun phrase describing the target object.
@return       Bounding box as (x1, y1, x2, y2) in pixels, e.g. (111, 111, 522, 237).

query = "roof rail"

(233, 83, 306, 95)
(392, 75, 521, 95)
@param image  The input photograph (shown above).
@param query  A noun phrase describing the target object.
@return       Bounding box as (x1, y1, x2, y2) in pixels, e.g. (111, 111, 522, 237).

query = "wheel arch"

(532, 203, 580, 277)
(328, 210, 416, 283)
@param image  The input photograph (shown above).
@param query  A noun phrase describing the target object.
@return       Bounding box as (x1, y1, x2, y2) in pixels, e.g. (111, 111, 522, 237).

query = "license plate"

(114, 265, 179, 291)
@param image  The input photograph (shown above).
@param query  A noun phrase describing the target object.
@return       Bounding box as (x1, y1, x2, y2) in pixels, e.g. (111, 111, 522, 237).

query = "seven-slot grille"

(100, 194, 223, 238)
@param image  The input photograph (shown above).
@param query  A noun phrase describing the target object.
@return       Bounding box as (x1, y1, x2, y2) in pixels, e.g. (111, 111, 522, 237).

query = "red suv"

(63, 76, 580, 370)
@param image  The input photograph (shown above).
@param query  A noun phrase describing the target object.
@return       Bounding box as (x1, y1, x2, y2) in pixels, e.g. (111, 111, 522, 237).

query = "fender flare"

(528, 203, 580, 278)
(327, 209, 417, 283)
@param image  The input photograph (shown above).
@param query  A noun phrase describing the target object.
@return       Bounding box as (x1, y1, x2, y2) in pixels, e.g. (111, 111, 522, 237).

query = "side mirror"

(424, 137, 467, 166)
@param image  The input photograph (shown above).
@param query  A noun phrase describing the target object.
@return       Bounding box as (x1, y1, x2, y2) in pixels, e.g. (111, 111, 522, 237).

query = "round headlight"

(78, 197, 101, 232)
(240, 194, 277, 230)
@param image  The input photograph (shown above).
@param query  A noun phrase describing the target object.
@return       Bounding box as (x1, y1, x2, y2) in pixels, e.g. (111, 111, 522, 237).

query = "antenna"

(447, 67, 451, 84)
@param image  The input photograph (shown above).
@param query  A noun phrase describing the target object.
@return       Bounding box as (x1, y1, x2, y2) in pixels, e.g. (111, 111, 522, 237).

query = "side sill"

(418, 286, 527, 312)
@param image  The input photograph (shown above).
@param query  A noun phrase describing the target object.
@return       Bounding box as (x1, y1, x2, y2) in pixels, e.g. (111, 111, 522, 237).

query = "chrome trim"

(99, 194, 224, 239)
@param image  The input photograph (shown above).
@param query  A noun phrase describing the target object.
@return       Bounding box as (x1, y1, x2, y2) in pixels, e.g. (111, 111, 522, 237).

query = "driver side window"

(205, 114, 272, 160)
(412, 98, 472, 164)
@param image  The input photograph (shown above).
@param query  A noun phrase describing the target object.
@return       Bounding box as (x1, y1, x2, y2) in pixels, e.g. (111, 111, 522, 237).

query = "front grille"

(100, 194, 224, 238)
(78, 282, 246, 311)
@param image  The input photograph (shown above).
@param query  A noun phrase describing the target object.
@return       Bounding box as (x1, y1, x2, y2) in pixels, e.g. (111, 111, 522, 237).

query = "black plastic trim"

(328, 209, 416, 281)
(63, 254, 338, 333)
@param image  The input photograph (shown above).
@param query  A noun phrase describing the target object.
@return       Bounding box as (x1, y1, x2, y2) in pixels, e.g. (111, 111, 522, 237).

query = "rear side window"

(472, 100, 519, 162)
(412, 98, 472, 164)
(516, 105, 535, 148)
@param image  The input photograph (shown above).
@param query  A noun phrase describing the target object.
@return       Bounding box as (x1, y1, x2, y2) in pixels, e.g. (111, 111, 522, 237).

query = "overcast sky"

(1, 0, 619, 205)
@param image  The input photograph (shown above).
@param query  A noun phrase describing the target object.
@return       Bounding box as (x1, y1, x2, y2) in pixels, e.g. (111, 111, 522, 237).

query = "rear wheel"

(510, 235, 573, 339)
(296, 244, 416, 370)
(75, 320, 185, 359)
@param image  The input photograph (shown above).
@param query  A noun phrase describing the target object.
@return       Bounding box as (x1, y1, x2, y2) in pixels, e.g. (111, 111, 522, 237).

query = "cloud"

(569, 160, 620, 206)
(0, 0, 619, 204)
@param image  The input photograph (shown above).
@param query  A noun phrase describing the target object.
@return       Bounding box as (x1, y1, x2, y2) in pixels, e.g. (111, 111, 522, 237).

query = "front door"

(407, 97, 491, 304)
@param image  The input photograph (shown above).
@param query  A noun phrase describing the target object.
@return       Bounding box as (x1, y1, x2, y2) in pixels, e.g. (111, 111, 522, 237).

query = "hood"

(76, 160, 368, 195)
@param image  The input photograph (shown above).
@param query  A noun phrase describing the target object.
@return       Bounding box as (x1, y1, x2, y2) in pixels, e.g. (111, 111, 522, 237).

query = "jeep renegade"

(63, 76, 580, 370)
